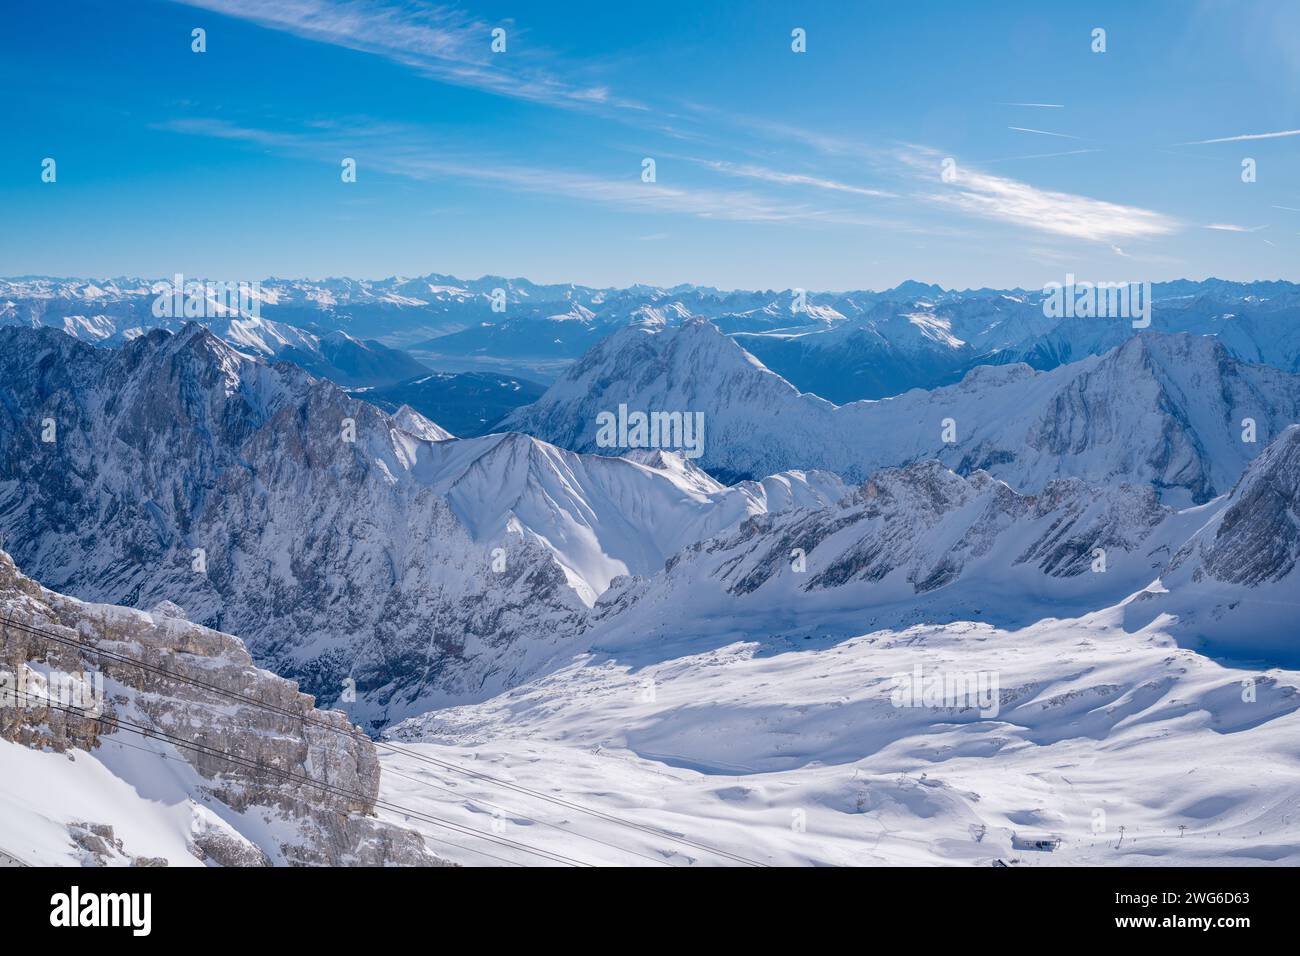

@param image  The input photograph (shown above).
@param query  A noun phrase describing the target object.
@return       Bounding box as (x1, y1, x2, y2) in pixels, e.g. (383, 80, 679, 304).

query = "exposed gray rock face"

(1167, 424, 1300, 587)
(0, 328, 576, 727)
(68, 823, 168, 867)
(189, 820, 272, 867)
(1014, 477, 1170, 577)
(0, 549, 448, 866)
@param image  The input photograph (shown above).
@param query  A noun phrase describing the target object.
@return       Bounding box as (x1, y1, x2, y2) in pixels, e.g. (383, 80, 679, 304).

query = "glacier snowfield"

(382, 605, 1300, 866)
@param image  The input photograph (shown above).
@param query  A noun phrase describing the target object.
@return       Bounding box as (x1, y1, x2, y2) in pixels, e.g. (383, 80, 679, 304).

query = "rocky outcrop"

(0, 549, 448, 866)
(1167, 424, 1300, 586)
(1106, 425, 1300, 663)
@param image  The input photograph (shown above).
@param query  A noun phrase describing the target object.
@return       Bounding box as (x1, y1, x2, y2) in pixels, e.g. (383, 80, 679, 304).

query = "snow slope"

(382, 606, 1300, 866)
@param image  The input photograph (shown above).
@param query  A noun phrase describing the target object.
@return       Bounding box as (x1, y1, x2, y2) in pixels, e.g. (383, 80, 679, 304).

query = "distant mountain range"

(8, 275, 1300, 405)
(276, 330, 431, 387)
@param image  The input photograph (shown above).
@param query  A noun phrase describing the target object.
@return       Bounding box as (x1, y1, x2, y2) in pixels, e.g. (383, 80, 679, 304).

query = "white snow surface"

(379, 430, 1300, 866)
(381, 605, 1300, 866)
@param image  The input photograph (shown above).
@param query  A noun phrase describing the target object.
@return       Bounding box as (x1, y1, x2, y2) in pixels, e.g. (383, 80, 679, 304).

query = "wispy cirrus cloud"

(693, 159, 896, 198)
(684, 116, 1169, 243)
(903, 149, 1179, 243)
(982, 148, 1101, 164)
(1176, 128, 1300, 145)
(170, 0, 641, 111)
(1008, 127, 1083, 140)
(705, 112, 887, 162)
(159, 117, 895, 226)
(677, 125, 1172, 245)
(1205, 223, 1269, 232)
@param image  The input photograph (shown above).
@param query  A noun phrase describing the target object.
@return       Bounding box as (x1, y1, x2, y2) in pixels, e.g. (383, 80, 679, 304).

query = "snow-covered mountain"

(0, 278, 433, 387)
(2, 317, 1295, 725)
(588, 462, 1172, 644)
(573, 423, 1300, 670)
(275, 330, 431, 387)
(504, 318, 1300, 504)
(733, 293, 1053, 403)
(0, 549, 445, 866)
(0, 324, 843, 729)
(1169, 424, 1300, 589)
(7, 275, 1300, 868)
(740, 282, 1300, 402)
(4, 317, 1299, 866)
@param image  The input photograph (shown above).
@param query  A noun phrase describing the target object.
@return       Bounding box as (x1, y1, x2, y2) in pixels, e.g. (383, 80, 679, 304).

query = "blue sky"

(2, 0, 1299, 289)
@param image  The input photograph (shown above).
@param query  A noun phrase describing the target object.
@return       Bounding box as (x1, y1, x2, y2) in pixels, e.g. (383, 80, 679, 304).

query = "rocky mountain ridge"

(0, 324, 842, 728)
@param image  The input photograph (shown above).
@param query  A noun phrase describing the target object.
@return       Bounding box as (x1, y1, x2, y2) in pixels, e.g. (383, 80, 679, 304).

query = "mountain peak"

(391, 405, 454, 442)
(887, 279, 946, 298)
